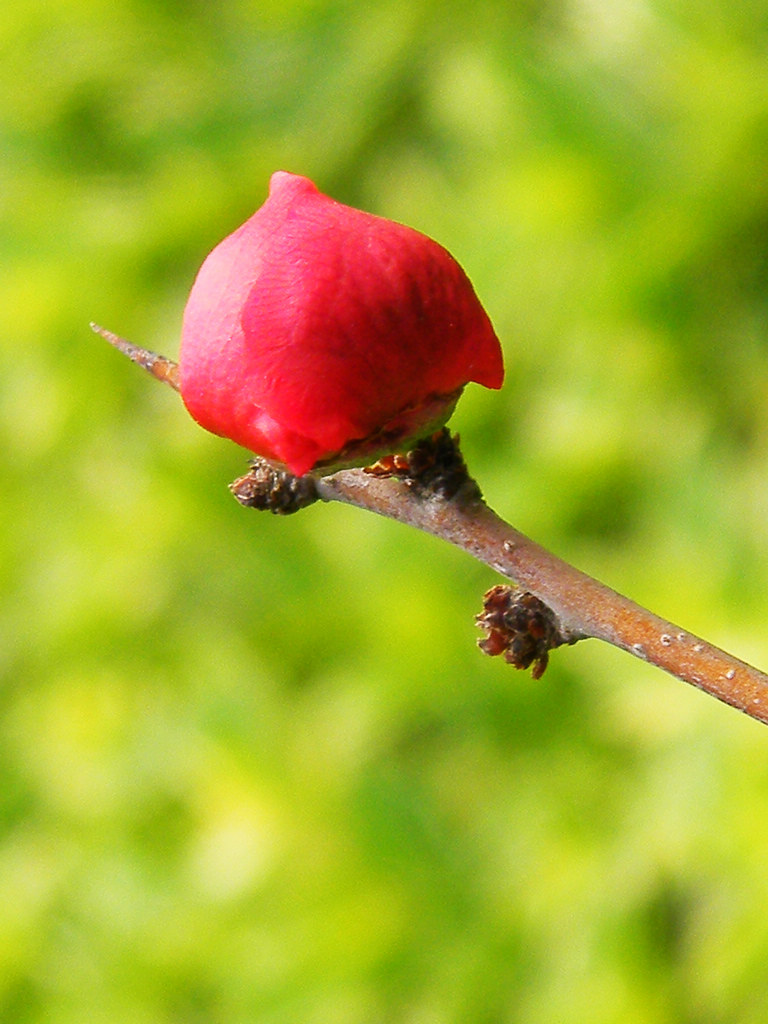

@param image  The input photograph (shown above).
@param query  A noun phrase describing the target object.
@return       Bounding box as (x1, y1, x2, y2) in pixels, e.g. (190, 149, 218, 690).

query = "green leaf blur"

(3, 1, 768, 1021)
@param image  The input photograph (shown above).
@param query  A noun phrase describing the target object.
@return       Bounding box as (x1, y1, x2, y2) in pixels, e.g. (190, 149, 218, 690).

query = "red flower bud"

(179, 172, 504, 475)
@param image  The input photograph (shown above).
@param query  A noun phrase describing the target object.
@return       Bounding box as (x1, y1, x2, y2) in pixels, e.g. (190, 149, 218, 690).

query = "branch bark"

(94, 324, 768, 727)
(315, 467, 768, 726)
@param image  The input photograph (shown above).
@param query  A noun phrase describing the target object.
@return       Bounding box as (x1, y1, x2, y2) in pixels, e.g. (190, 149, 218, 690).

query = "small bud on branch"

(476, 585, 578, 679)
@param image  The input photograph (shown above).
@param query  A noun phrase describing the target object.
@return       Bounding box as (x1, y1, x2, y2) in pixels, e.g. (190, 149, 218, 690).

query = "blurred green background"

(4, 0, 768, 1021)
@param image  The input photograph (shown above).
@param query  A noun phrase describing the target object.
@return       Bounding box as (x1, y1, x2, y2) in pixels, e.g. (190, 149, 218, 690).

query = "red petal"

(180, 172, 504, 472)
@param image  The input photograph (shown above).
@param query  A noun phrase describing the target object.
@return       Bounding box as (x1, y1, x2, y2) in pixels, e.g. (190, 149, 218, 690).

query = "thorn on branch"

(230, 459, 319, 514)
(476, 585, 577, 679)
(364, 428, 482, 502)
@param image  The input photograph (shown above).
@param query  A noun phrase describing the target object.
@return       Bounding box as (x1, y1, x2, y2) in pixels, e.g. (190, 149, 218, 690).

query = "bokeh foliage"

(3, 0, 768, 1020)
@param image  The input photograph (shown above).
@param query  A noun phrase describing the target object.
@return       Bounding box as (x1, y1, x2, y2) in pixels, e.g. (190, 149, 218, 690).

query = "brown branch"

(95, 325, 768, 726)
(314, 464, 768, 726)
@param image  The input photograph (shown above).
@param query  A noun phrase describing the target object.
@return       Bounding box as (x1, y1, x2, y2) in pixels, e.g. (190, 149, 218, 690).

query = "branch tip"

(91, 322, 181, 392)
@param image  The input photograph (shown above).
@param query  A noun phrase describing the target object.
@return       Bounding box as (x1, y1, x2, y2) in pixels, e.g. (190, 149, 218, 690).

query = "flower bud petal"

(180, 172, 504, 475)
